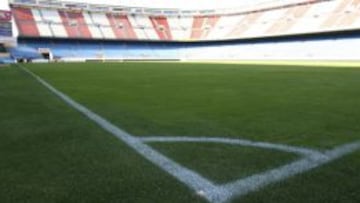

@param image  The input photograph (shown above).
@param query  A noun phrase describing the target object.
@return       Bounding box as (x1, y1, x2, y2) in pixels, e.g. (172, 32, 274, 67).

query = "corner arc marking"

(19, 65, 360, 203)
(139, 136, 323, 157)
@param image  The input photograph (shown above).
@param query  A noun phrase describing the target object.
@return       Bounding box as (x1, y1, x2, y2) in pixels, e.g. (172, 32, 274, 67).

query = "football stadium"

(0, 0, 359, 202)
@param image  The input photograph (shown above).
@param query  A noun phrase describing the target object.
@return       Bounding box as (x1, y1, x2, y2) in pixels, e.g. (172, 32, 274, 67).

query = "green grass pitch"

(0, 62, 359, 203)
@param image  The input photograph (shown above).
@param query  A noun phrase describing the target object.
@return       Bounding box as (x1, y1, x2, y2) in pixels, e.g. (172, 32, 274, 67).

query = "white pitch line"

(140, 136, 360, 202)
(19, 65, 360, 203)
(219, 141, 360, 203)
(140, 136, 323, 157)
(18, 65, 220, 202)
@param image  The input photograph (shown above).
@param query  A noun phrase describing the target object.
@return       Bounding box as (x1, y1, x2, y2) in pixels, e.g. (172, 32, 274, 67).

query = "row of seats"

(15, 40, 181, 60)
(184, 38, 360, 60)
(14, 35, 360, 61)
(11, 0, 360, 41)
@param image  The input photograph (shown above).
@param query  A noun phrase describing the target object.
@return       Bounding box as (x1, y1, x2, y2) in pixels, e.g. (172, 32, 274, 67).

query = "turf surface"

(150, 142, 299, 184)
(26, 62, 360, 148)
(1, 62, 359, 203)
(0, 66, 205, 203)
(238, 150, 360, 203)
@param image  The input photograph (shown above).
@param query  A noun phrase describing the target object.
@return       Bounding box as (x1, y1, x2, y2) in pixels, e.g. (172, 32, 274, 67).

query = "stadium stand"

(12, 7, 39, 37)
(13, 31, 360, 61)
(107, 14, 137, 40)
(190, 16, 220, 40)
(5, 0, 360, 61)
(0, 8, 14, 63)
(10, 0, 360, 41)
(149, 16, 172, 40)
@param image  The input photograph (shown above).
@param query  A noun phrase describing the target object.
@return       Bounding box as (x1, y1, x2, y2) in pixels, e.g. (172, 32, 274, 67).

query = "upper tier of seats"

(11, 0, 360, 41)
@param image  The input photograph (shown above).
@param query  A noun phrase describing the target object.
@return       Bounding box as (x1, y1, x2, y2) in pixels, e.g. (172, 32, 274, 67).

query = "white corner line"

(19, 65, 360, 203)
(18, 65, 219, 202)
(220, 141, 360, 202)
(140, 136, 360, 202)
(139, 136, 323, 157)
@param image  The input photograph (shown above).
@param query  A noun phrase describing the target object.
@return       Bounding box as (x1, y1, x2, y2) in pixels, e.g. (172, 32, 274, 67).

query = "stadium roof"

(54, 0, 307, 10)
